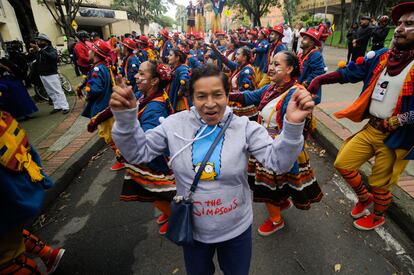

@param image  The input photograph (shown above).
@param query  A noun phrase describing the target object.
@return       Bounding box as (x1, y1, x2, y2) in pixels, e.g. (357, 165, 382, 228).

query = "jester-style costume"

(309, 45, 414, 229)
(0, 111, 64, 274)
(168, 64, 191, 112)
(195, 0, 205, 34)
(210, 0, 226, 33)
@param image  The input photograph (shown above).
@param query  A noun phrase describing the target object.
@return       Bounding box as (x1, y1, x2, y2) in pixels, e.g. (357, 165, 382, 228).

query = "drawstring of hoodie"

(168, 124, 218, 167)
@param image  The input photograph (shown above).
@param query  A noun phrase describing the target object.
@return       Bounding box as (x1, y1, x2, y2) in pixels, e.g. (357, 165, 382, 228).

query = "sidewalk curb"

(312, 108, 414, 242)
(43, 135, 105, 210)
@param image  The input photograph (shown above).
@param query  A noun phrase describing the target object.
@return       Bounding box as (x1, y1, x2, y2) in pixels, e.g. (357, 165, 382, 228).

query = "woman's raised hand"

(285, 87, 315, 124)
(110, 76, 137, 111)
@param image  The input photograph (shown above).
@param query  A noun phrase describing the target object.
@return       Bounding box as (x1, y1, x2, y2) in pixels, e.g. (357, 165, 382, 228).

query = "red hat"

(391, 2, 414, 25)
(195, 32, 204, 40)
(159, 29, 170, 39)
(121, 38, 137, 50)
(137, 35, 149, 45)
(300, 28, 322, 47)
(173, 32, 179, 37)
(259, 28, 270, 37)
(90, 39, 112, 59)
(248, 29, 258, 37)
(215, 31, 226, 37)
(269, 25, 284, 38)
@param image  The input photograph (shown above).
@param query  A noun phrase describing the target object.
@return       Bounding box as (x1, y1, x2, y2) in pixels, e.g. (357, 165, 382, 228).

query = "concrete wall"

(111, 20, 149, 36)
(31, 0, 64, 45)
(0, 0, 23, 42)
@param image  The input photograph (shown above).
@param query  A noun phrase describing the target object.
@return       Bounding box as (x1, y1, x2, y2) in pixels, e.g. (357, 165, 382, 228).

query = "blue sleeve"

(274, 43, 287, 54)
(243, 85, 270, 106)
(304, 52, 326, 83)
(140, 102, 168, 132)
(88, 68, 108, 100)
(255, 41, 269, 53)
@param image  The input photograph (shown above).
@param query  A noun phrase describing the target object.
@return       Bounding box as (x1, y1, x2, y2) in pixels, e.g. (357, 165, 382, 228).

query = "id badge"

(372, 80, 389, 102)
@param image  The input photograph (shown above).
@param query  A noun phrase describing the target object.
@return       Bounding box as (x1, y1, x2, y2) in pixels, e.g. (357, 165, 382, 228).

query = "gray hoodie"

(112, 106, 304, 243)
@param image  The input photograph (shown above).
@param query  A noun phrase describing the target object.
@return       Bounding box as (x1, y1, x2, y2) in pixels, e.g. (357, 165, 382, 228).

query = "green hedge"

(327, 27, 395, 49)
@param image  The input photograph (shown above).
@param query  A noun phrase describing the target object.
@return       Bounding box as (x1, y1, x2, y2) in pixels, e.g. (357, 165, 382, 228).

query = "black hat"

(360, 15, 371, 21)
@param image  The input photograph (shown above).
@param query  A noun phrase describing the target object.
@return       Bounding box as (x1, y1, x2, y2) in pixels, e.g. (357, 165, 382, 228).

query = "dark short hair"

(147, 60, 169, 93)
(189, 64, 229, 97)
(280, 51, 301, 79)
(238, 46, 252, 63)
(171, 48, 187, 64)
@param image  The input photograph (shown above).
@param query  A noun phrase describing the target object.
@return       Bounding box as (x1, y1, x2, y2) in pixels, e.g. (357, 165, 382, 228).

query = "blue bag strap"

(188, 113, 233, 197)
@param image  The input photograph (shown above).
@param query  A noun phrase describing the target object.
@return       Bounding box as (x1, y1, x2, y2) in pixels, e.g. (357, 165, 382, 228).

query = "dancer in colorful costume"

(80, 39, 124, 171)
(0, 110, 65, 274)
(210, 0, 226, 33)
(230, 51, 322, 235)
(308, 2, 414, 230)
(257, 25, 287, 87)
(120, 38, 141, 98)
(167, 47, 191, 112)
(158, 30, 174, 64)
(209, 43, 257, 119)
(298, 28, 326, 105)
(120, 61, 175, 235)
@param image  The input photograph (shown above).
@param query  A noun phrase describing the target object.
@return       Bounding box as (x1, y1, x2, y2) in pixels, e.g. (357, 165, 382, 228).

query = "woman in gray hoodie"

(110, 64, 314, 275)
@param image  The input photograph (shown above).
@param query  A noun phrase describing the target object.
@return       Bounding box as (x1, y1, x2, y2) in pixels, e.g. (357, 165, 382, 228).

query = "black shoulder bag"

(166, 113, 233, 246)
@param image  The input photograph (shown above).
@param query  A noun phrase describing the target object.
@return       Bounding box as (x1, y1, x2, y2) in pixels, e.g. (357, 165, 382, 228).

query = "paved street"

(32, 140, 414, 275)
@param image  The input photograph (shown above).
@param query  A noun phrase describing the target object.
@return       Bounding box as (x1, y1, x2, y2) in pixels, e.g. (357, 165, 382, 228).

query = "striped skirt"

(120, 162, 176, 202)
(228, 101, 258, 119)
(248, 144, 323, 210)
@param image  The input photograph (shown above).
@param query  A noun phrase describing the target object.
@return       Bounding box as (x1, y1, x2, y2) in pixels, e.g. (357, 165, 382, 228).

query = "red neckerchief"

(386, 47, 414, 76)
(298, 47, 318, 72)
(257, 79, 296, 111)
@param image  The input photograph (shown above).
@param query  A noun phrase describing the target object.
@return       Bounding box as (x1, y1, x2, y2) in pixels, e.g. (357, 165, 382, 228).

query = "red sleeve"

(75, 43, 90, 67)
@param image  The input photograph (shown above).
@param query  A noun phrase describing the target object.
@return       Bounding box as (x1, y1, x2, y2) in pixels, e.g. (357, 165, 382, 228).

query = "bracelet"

(388, 116, 400, 130)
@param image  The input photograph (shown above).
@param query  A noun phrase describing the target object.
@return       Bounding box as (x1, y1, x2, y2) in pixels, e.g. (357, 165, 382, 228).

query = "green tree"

(278, 0, 298, 27)
(112, 0, 174, 34)
(157, 15, 176, 28)
(41, 0, 82, 38)
(227, 0, 278, 27)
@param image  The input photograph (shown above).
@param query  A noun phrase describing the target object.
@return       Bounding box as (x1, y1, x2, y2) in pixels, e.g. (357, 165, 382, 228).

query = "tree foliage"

(156, 15, 176, 28)
(227, 0, 278, 27)
(41, 0, 82, 38)
(279, 0, 298, 27)
(112, 0, 174, 34)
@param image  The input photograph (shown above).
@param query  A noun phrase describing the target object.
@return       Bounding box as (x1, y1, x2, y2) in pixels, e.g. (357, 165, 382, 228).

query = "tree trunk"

(139, 23, 145, 35)
(339, 0, 346, 44)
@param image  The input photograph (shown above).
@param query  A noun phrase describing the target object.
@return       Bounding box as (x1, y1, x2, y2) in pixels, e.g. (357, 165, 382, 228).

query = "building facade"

(0, 0, 148, 52)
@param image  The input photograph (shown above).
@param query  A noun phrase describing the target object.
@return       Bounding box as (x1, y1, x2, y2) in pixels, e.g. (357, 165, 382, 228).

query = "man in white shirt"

(282, 24, 293, 50)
